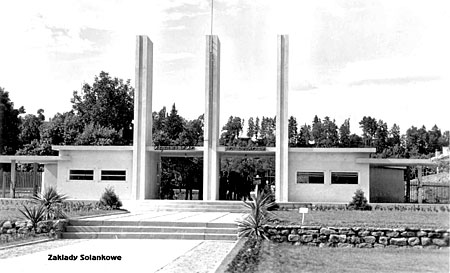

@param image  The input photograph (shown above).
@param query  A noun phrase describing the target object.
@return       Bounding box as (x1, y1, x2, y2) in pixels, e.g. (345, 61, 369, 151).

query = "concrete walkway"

(87, 211, 246, 223)
(1, 239, 236, 272)
(1, 212, 246, 272)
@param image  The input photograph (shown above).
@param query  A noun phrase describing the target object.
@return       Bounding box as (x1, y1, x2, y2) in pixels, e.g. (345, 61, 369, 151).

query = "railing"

(407, 182, 449, 204)
(1, 172, 42, 198)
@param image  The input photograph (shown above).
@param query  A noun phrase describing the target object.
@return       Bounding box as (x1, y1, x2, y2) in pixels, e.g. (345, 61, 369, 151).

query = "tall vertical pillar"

(276, 35, 289, 202)
(203, 35, 221, 200)
(132, 36, 154, 200)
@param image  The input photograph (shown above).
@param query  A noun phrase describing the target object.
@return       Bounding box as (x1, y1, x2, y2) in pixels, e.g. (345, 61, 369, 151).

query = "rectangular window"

(331, 172, 358, 184)
(69, 170, 94, 181)
(101, 170, 126, 181)
(296, 172, 324, 184)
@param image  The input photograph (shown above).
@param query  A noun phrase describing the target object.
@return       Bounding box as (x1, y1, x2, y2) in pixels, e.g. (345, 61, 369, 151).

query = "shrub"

(348, 189, 372, 211)
(18, 204, 46, 231)
(100, 187, 122, 209)
(33, 186, 68, 220)
(237, 191, 276, 239)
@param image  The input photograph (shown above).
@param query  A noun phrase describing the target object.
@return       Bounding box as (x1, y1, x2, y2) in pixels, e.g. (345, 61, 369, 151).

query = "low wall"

(264, 225, 449, 248)
(1, 219, 68, 244)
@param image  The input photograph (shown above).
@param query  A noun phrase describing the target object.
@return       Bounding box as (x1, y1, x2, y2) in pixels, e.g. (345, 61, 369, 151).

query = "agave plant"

(33, 186, 68, 220)
(18, 204, 46, 231)
(237, 191, 276, 240)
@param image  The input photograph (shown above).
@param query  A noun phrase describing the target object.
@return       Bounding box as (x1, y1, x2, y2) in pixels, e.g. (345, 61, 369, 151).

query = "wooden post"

(417, 165, 423, 204)
(32, 162, 38, 196)
(405, 167, 411, 202)
(10, 160, 16, 198)
(1, 168, 4, 198)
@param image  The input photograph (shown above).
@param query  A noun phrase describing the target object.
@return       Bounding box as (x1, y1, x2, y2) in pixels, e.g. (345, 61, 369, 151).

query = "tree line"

(0, 71, 448, 160)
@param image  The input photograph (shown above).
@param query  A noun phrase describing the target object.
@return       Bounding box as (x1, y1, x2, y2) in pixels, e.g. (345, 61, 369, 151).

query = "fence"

(0, 172, 42, 198)
(408, 182, 450, 204)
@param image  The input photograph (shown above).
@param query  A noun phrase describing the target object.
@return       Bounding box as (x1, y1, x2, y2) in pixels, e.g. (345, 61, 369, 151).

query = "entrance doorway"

(219, 155, 275, 200)
(159, 157, 203, 200)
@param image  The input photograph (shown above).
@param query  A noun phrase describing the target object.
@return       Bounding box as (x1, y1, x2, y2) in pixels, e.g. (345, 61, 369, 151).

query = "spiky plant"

(33, 186, 68, 220)
(18, 205, 46, 231)
(237, 191, 276, 240)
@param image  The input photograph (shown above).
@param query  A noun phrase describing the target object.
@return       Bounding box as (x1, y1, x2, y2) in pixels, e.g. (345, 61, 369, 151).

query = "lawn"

(271, 210, 450, 229)
(256, 241, 449, 273)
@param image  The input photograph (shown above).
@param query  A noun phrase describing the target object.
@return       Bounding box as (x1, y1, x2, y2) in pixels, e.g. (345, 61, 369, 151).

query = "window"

(331, 172, 358, 184)
(297, 172, 324, 184)
(69, 170, 94, 181)
(101, 170, 126, 181)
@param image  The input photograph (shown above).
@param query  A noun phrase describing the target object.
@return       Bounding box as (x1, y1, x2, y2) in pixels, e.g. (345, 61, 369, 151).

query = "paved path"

(0, 212, 245, 272)
(86, 211, 246, 223)
(0, 239, 235, 273)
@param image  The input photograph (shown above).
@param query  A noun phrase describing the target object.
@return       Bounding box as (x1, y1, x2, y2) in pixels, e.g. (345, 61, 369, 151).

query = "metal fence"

(0, 172, 42, 198)
(408, 182, 450, 204)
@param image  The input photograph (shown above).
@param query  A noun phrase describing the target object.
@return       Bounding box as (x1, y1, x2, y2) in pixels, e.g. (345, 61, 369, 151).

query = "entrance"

(219, 155, 275, 200)
(159, 156, 203, 200)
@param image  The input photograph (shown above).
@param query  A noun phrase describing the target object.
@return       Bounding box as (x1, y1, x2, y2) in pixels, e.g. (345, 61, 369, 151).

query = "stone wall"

(264, 225, 449, 249)
(0, 219, 68, 243)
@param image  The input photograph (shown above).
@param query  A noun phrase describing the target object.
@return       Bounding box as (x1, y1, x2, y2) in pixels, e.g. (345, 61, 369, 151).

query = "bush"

(237, 191, 276, 239)
(348, 189, 372, 211)
(18, 204, 46, 231)
(100, 187, 122, 209)
(32, 186, 68, 220)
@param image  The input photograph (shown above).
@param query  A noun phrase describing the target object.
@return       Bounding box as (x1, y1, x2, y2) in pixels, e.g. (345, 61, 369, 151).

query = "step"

(69, 220, 237, 229)
(66, 226, 237, 234)
(62, 232, 237, 241)
(131, 208, 247, 213)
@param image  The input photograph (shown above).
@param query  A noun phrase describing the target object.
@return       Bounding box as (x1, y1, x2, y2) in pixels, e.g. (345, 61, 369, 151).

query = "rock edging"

(1, 219, 68, 244)
(263, 225, 449, 249)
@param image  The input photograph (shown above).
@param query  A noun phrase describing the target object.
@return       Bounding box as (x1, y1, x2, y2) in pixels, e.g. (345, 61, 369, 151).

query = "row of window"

(69, 170, 126, 181)
(296, 171, 359, 184)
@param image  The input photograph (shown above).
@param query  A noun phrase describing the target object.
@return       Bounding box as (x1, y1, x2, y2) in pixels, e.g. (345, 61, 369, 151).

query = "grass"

(271, 210, 450, 229)
(257, 241, 449, 273)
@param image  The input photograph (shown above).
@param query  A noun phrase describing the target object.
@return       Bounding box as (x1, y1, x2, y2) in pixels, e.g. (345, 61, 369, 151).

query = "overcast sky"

(0, 0, 448, 135)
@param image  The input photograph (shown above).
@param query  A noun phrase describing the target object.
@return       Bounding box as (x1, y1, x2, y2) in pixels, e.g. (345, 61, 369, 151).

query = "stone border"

(0, 237, 55, 251)
(264, 225, 449, 249)
(214, 237, 248, 273)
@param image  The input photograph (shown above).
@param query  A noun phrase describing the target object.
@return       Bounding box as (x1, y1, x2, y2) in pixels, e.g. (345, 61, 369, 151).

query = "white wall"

(42, 163, 58, 193)
(288, 151, 371, 203)
(56, 149, 133, 200)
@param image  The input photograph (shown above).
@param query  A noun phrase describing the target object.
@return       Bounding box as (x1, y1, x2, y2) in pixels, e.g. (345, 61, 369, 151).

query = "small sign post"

(299, 207, 309, 225)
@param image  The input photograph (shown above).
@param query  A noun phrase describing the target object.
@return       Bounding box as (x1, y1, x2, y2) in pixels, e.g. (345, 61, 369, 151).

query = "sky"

(0, 0, 448, 135)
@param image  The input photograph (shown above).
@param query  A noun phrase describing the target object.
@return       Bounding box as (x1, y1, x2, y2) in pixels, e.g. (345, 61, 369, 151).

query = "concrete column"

(10, 160, 16, 198)
(275, 35, 289, 202)
(203, 35, 221, 200)
(132, 35, 154, 200)
(417, 166, 423, 204)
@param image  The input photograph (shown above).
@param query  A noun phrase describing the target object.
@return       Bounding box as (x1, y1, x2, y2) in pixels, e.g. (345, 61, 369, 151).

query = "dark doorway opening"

(219, 156, 275, 200)
(159, 157, 203, 200)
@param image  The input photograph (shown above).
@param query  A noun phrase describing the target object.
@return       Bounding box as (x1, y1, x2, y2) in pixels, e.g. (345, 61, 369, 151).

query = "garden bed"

(271, 210, 449, 229)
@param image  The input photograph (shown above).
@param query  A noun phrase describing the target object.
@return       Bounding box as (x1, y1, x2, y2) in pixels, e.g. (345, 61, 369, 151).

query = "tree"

(311, 115, 323, 147)
(288, 116, 298, 147)
(298, 124, 311, 147)
(339, 119, 351, 147)
(220, 116, 243, 146)
(166, 103, 185, 144)
(255, 117, 260, 139)
(322, 116, 339, 147)
(359, 116, 377, 146)
(0, 87, 24, 154)
(19, 110, 45, 145)
(389, 124, 401, 147)
(71, 71, 134, 144)
(428, 125, 442, 154)
(374, 119, 388, 153)
(247, 117, 256, 139)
